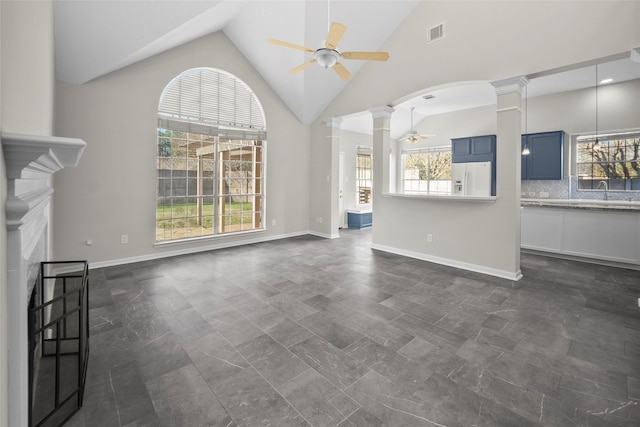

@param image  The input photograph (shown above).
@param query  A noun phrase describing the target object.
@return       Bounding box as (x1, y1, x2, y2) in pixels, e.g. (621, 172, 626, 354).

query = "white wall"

(526, 79, 640, 175)
(309, 120, 333, 236)
(1, 1, 56, 424)
(527, 79, 640, 136)
(53, 31, 310, 264)
(311, 1, 639, 278)
(1, 1, 54, 135)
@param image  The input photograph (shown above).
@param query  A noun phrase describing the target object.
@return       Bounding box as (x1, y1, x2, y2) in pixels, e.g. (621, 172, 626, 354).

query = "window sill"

(382, 193, 497, 202)
(154, 228, 267, 247)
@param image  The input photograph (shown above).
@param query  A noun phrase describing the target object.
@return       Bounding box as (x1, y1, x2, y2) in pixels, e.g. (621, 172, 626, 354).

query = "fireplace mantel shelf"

(2, 132, 86, 229)
(2, 131, 86, 180)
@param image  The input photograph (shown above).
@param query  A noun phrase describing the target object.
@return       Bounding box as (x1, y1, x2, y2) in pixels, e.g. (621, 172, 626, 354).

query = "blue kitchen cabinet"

(451, 135, 496, 195)
(451, 135, 496, 162)
(347, 211, 372, 229)
(521, 131, 564, 180)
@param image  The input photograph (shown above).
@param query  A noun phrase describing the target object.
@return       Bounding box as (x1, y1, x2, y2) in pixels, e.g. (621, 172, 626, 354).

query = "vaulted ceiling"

(53, 0, 420, 126)
(53, 1, 640, 138)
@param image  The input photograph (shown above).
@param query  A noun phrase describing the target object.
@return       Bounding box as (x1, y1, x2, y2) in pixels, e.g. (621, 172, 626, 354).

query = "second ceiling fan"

(403, 107, 435, 144)
(268, 21, 389, 81)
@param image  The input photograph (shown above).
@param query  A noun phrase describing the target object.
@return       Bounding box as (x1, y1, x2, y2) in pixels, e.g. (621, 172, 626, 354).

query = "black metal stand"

(28, 261, 90, 427)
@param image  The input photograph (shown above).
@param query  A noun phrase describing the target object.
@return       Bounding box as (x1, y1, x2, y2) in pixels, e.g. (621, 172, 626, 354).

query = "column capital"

(369, 105, 395, 120)
(323, 117, 343, 128)
(491, 76, 528, 96)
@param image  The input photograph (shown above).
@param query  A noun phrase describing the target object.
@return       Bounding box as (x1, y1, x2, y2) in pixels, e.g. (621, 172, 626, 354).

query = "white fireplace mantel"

(2, 131, 86, 427)
(3, 132, 86, 180)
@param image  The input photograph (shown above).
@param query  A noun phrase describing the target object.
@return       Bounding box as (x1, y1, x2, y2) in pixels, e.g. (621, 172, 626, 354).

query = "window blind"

(158, 68, 266, 131)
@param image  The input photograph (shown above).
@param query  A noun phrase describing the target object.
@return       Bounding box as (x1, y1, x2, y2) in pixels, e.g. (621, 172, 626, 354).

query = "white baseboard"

(89, 230, 312, 269)
(371, 243, 523, 281)
(308, 231, 340, 239)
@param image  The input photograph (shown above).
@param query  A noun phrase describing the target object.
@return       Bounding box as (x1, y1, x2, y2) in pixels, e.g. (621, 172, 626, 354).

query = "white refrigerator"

(451, 161, 492, 196)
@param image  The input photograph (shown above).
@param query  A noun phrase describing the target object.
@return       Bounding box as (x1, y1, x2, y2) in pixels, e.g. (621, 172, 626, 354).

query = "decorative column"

(369, 106, 395, 198)
(323, 117, 342, 239)
(2, 132, 86, 427)
(490, 76, 528, 278)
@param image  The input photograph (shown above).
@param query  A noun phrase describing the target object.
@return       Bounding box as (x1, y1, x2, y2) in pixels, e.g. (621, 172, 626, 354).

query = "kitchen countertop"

(521, 198, 640, 211)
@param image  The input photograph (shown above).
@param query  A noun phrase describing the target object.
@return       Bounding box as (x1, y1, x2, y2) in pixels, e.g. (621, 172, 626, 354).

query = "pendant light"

(522, 85, 530, 155)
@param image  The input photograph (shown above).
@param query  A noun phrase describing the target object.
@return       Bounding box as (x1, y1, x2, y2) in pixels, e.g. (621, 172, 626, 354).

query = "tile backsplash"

(521, 176, 640, 202)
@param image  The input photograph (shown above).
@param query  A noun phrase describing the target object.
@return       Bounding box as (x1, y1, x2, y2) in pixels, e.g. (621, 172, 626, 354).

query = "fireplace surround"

(2, 132, 86, 427)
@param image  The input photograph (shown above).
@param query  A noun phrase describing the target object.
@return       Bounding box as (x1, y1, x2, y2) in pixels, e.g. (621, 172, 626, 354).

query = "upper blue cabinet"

(451, 135, 496, 163)
(521, 131, 564, 180)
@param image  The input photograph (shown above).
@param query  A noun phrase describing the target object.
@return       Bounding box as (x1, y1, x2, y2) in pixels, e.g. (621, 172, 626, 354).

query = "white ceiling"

(53, 0, 420, 125)
(53, 1, 639, 136)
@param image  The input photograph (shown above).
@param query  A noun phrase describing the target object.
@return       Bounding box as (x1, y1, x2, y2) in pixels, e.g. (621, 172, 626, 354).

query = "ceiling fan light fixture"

(315, 48, 339, 68)
(403, 131, 418, 144)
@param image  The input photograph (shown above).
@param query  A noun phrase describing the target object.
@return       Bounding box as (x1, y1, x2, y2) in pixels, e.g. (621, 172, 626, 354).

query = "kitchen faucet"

(596, 180, 608, 200)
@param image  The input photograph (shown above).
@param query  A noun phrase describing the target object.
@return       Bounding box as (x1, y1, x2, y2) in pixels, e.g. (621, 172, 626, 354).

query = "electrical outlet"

(427, 233, 433, 243)
(121, 234, 128, 244)
(272, 219, 276, 226)
(86, 239, 93, 246)
(539, 191, 550, 198)
(316, 217, 323, 223)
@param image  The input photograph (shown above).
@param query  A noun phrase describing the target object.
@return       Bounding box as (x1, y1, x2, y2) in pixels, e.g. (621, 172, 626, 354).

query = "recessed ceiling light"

(600, 78, 613, 84)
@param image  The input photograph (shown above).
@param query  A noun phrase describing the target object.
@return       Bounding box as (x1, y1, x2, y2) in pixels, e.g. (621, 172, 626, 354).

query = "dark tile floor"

(64, 228, 640, 426)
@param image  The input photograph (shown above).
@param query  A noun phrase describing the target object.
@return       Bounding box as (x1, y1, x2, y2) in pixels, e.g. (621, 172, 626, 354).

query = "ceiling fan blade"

(268, 38, 314, 53)
(289, 59, 316, 74)
(332, 62, 352, 81)
(341, 51, 390, 61)
(403, 133, 435, 143)
(325, 22, 347, 50)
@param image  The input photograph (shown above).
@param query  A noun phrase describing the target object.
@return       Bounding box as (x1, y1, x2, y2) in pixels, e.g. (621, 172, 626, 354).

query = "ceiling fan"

(403, 107, 435, 144)
(268, 21, 389, 81)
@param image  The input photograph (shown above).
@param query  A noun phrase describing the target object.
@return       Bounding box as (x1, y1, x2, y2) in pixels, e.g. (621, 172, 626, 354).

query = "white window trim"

(571, 128, 640, 193)
(156, 68, 267, 242)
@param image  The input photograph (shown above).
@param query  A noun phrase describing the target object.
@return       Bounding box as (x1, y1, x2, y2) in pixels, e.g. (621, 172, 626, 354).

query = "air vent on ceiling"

(426, 23, 445, 44)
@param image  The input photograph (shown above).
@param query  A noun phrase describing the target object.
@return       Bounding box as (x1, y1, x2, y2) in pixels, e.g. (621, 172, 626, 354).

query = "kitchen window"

(575, 131, 640, 191)
(401, 147, 452, 195)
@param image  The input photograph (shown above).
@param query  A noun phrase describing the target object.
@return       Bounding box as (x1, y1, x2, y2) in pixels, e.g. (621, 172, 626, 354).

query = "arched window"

(156, 68, 266, 242)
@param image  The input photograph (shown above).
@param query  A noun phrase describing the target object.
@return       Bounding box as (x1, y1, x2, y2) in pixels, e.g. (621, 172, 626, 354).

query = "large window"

(402, 147, 452, 195)
(356, 147, 372, 204)
(156, 68, 266, 242)
(576, 131, 640, 191)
